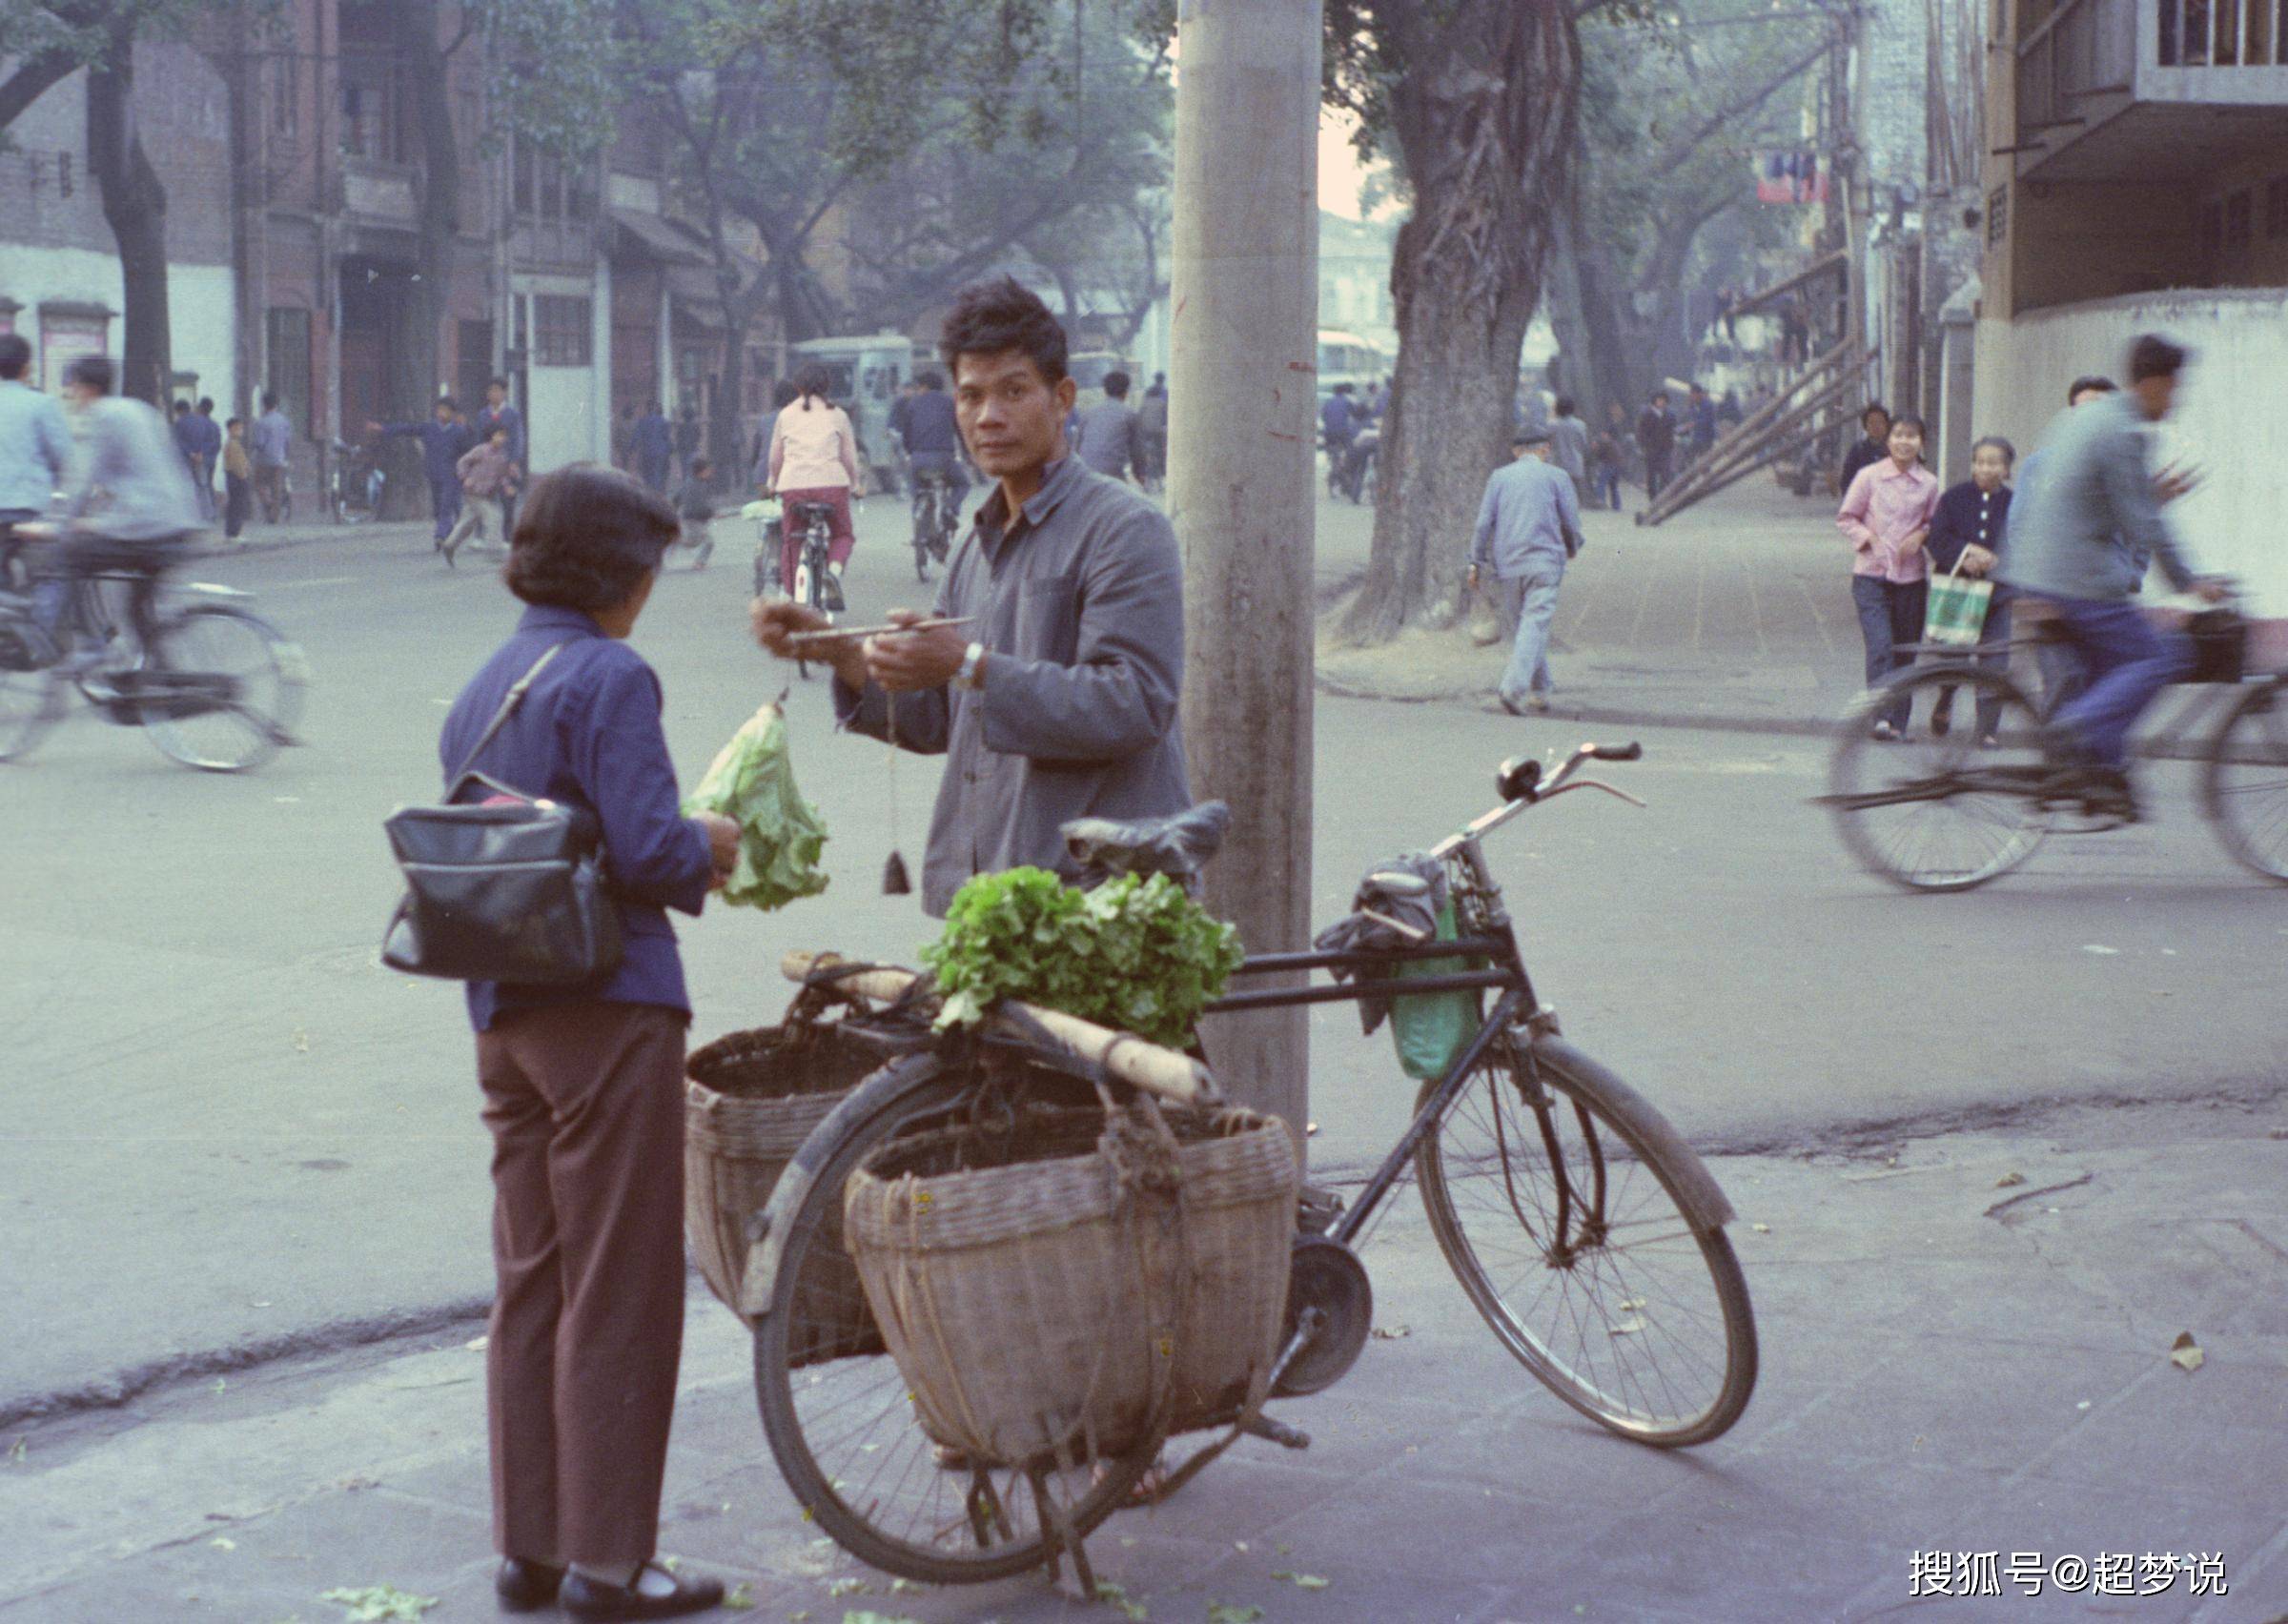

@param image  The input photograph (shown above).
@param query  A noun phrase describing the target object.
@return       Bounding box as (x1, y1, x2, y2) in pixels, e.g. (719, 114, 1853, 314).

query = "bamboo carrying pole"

(779, 951, 1224, 1113)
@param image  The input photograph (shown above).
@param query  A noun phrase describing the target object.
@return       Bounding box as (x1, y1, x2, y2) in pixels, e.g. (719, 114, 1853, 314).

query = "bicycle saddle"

(1062, 801, 1231, 882)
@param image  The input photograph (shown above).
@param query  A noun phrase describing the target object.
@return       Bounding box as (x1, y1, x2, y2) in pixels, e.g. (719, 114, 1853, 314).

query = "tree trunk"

(1338, 0, 1580, 645)
(389, 0, 459, 518)
(88, 33, 172, 406)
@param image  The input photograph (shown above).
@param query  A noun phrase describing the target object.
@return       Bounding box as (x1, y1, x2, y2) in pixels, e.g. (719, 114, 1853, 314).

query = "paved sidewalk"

(1316, 476, 1896, 738)
(9, 1097, 2286, 1623)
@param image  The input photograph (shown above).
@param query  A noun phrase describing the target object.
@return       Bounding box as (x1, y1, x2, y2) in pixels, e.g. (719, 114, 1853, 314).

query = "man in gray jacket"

(2000, 334, 2223, 816)
(1467, 428, 1583, 715)
(1072, 368, 1148, 485)
(751, 278, 1190, 915)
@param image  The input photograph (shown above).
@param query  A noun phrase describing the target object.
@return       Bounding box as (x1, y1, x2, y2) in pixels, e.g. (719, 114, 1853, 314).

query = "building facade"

(1975, 0, 2288, 610)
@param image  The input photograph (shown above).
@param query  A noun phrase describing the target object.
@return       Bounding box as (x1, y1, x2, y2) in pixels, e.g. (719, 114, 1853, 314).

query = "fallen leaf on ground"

(840, 1613, 920, 1624)
(722, 1581, 754, 1610)
(211, 1537, 236, 1551)
(886, 1578, 927, 1594)
(1610, 1318, 1647, 1336)
(1207, 1607, 1265, 1624)
(1993, 1171, 2025, 1188)
(826, 1577, 869, 1596)
(1093, 1578, 1149, 1620)
(2082, 944, 2120, 956)
(465, 1336, 488, 1352)
(1273, 1570, 1332, 1590)
(319, 1585, 439, 1622)
(2170, 1331, 2204, 1372)
(1749, 1223, 1770, 1234)
(1370, 1325, 1411, 1340)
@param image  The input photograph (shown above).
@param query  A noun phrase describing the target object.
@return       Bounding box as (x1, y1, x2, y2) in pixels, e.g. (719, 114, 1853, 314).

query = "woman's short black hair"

(1890, 413, 1928, 437)
(503, 465, 678, 614)
(938, 274, 1068, 387)
(1971, 435, 2016, 468)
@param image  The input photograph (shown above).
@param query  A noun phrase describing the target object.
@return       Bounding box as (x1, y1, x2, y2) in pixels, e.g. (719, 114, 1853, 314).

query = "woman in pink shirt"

(1838, 413, 1940, 740)
(767, 364, 861, 611)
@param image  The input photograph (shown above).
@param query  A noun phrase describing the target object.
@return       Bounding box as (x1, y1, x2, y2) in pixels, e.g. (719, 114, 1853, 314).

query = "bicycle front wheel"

(1825, 666, 2048, 892)
(1416, 1038, 1756, 1448)
(143, 604, 306, 772)
(2204, 674, 2288, 883)
(753, 1052, 1157, 1585)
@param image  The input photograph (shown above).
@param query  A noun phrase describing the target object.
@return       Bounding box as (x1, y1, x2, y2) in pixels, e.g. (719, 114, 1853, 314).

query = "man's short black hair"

(435, 395, 460, 414)
(197, 396, 214, 413)
(1971, 435, 2015, 468)
(918, 369, 945, 391)
(1554, 396, 1575, 417)
(2067, 375, 2117, 403)
(1861, 402, 1890, 429)
(0, 334, 29, 380)
(2127, 334, 2189, 385)
(262, 390, 278, 410)
(939, 275, 1068, 387)
(488, 376, 509, 392)
(1333, 382, 1354, 396)
(1103, 370, 1131, 399)
(504, 466, 678, 614)
(1651, 390, 1668, 403)
(67, 356, 115, 396)
(174, 398, 191, 415)
(227, 416, 244, 430)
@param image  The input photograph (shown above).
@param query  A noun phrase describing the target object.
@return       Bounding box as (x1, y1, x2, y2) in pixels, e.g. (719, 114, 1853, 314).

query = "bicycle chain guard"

(1272, 1233, 1372, 1397)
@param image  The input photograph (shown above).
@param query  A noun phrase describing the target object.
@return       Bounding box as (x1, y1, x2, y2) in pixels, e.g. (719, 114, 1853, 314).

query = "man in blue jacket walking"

(372, 398, 475, 548)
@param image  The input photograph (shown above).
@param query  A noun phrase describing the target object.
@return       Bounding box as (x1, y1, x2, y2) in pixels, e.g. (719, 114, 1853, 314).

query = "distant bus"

(1318, 329, 1390, 400)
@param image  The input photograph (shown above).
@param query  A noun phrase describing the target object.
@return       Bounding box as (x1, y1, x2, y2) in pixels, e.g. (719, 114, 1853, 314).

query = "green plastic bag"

(1389, 902, 1483, 1081)
(682, 701, 829, 910)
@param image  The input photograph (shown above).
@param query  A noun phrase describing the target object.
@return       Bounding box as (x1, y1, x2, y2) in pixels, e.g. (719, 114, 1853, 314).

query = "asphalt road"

(4, 495, 2282, 1425)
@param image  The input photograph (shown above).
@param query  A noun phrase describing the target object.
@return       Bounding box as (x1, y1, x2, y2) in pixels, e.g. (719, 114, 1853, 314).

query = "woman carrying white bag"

(1924, 436, 2017, 748)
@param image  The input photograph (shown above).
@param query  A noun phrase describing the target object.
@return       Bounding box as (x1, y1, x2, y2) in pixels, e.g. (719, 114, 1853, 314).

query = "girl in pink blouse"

(1838, 414, 1940, 740)
(767, 364, 861, 611)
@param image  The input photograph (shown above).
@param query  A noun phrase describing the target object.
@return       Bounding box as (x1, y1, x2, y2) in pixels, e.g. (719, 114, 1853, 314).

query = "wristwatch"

(955, 640, 987, 691)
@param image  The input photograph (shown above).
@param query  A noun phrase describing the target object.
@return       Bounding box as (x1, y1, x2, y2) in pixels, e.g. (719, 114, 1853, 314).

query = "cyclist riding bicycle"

(898, 368, 970, 518)
(30, 355, 203, 668)
(1997, 334, 2226, 821)
(0, 333, 70, 592)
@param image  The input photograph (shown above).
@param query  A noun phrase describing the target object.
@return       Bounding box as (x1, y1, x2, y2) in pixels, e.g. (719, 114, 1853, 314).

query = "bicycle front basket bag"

(1388, 901, 1484, 1082)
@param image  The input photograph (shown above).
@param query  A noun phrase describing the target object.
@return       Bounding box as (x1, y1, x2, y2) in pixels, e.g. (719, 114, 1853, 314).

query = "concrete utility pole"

(1169, 0, 1321, 1153)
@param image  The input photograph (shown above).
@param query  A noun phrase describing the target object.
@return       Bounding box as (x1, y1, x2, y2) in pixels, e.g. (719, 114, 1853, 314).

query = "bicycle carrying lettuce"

(921, 866, 1243, 1048)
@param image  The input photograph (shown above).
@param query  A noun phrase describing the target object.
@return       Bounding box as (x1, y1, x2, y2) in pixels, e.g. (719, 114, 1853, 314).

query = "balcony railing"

(2157, 0, 2286, 68)
(2016, 0, 2288, 169)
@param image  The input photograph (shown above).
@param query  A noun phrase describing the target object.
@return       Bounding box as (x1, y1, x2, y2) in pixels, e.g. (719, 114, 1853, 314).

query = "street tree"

(0, 0, 258, 402)
(1326, 1, 1584, 644)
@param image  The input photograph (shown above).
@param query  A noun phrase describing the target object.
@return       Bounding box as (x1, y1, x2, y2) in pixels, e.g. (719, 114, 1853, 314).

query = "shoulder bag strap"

(447, 641, 572, 784)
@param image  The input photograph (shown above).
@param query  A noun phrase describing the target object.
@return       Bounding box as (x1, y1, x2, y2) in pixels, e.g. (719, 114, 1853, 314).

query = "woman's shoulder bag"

(380, 642, 623, 985)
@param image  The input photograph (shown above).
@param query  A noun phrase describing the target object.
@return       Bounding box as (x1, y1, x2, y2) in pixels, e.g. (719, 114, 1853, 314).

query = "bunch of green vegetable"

(922, 867, 1245, 1048)
(682, 702, 830, 911)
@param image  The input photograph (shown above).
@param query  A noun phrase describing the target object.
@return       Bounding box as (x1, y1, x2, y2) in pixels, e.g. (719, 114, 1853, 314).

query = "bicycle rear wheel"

(0, 609, 64, 762)
(2203, 674, 2288, 883)
(752, 1052, 1157, 1585)
(1416, 1038, 1756, 1448)
(1825, 666, 2048, 892)
(143, 604, 306, 771)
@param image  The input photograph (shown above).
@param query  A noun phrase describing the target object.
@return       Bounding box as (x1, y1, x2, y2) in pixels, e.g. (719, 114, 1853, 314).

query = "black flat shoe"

(496, 1557, 564, 1613)
(561, 1563, 725, 1621)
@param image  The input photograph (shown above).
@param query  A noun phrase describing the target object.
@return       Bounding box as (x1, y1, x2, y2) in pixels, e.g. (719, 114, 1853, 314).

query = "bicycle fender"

(736, 1051, 947, 1319)
(1528, 1037, 1737, 1231)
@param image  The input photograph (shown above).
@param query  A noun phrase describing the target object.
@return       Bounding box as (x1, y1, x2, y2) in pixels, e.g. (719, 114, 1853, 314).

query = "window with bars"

(1986, 187, 2009, 248)
(533, 295, 592, 367)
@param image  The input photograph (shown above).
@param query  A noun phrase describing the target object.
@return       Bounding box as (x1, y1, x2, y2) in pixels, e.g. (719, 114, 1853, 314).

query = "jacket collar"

(976, 456, 1084, 552)
(518, 604, 606, 639)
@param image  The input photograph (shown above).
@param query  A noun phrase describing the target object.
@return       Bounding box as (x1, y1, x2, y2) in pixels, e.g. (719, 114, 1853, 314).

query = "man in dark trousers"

(1685, 382, 1718, 465)
(1636, 390, 1677, 502)
(1320, 383, 1358, 492)
(633, 402, 673, 493)
(673, 403, 701, 483)
(371, 397, 475, 549)
(187, 397, 223, 520)
(473, 377, 526, 537)
(751, 274, 1192, 916)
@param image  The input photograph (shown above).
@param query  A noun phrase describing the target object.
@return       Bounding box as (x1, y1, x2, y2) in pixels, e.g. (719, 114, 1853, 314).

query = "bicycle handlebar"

(1432, 741, 1646, 859)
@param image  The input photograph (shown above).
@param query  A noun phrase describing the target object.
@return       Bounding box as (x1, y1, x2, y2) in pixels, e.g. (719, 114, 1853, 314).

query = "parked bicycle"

(326, 437, 385, 524)
(0, 535, 307, 770)
(1818, 601, 2288, 890)
(747, 494, 785, 599)
(908, 466, 958, 583)
(746, 741, 1758, 1585)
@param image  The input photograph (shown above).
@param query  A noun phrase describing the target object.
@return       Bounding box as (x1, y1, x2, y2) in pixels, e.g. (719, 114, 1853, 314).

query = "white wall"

(0, 245, 237, 412)
(1972, 289, 2288, 616)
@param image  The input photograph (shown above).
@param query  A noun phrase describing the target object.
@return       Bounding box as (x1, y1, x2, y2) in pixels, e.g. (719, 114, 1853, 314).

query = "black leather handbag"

(380, 643, 623, 985)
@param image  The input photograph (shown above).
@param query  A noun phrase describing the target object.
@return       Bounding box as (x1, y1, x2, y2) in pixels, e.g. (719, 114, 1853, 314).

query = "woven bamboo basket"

(842, 1101, 1298, 1468)
(684, 1020, 912, 1316)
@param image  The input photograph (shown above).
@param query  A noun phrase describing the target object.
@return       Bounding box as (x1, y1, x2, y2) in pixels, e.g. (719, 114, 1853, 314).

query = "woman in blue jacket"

(1925, 436, 2016, 747)
(439, 465, 738, 1621)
